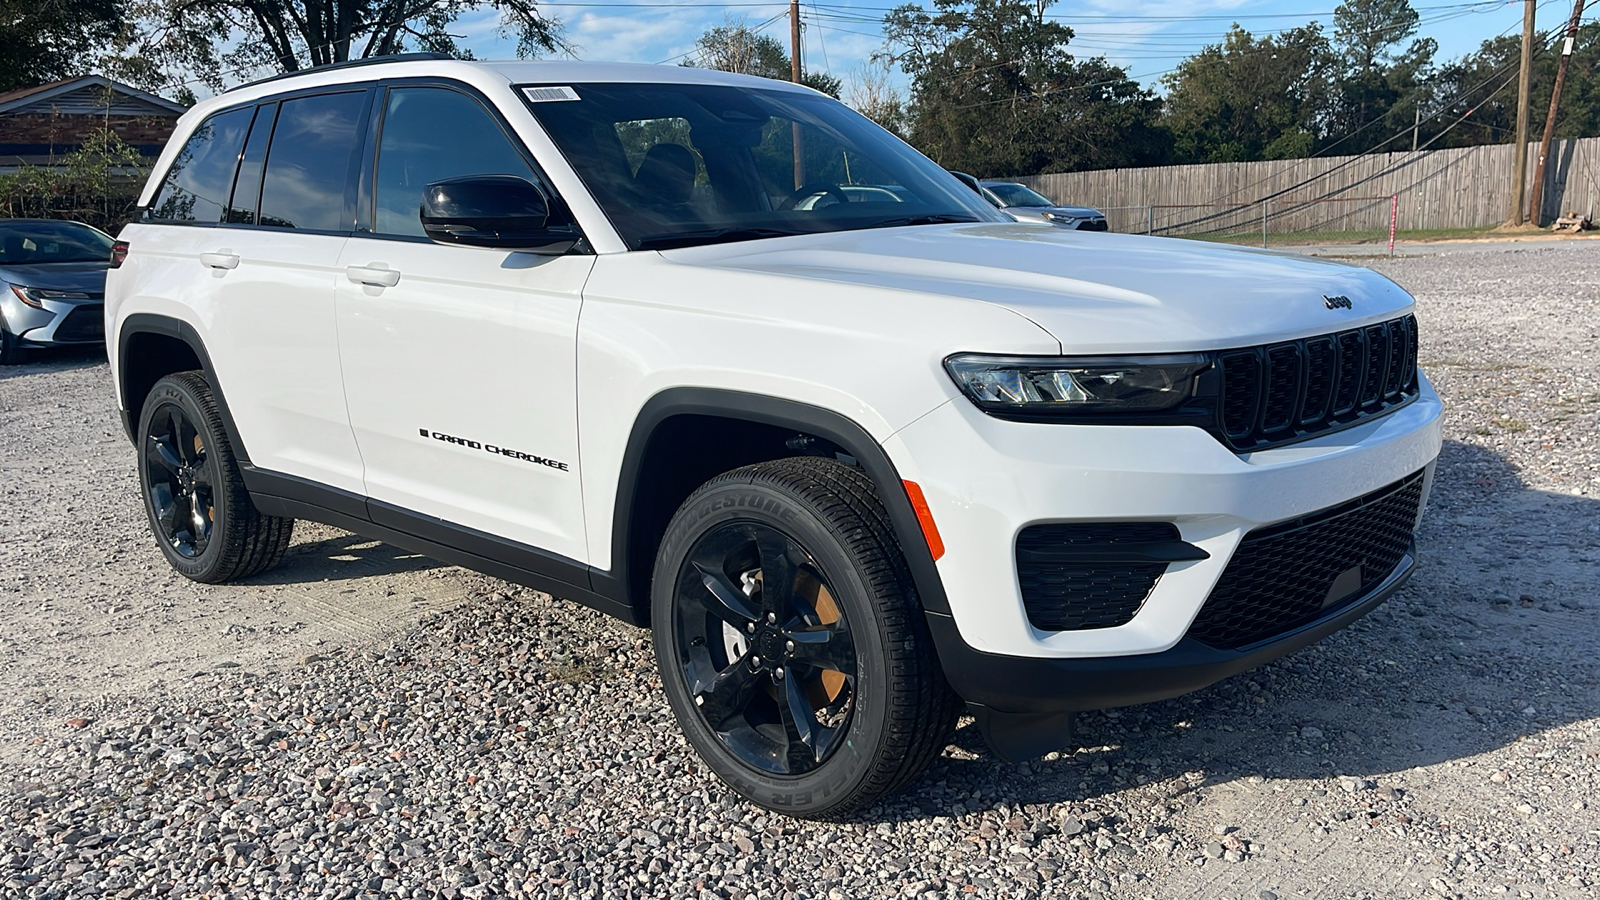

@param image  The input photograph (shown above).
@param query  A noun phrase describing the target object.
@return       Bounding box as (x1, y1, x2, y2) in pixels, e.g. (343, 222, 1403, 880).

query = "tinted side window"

(258, 91, 366, 231)
(226, 103, 277, 225)
(148, 107, 254, 223)
(374, 87, 537, 237)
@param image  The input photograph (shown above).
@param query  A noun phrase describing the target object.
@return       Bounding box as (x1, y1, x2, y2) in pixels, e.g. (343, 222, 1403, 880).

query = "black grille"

(1186, 471, 1425, 649)
(53, 304, 105, 343)
(1017, 523, 1174, 630)
(1075, 219, 1109, 232)
(1215, 314, 1419, 452)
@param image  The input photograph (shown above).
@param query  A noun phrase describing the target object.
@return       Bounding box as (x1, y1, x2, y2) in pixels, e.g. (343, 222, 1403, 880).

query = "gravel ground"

(1, 240, 1597, 899)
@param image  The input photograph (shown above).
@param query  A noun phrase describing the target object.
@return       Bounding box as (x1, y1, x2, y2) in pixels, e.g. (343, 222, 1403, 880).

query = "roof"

(207, 57, 812, 114)
(0, 75, 188, 117)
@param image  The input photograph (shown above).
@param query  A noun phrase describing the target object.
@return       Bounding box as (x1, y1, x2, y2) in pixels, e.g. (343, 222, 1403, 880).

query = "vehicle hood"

(660, 224, 1414, 353)
(0, 261, 109, 295)
(1007, 205, 1102, 219)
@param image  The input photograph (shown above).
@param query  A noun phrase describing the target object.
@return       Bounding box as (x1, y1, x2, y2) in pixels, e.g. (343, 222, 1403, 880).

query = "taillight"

(110, 240, 129, 268)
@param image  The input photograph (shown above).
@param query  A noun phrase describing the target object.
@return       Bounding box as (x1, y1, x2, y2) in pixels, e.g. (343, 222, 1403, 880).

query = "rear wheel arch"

(117, 314, 250, 464)
(607, 389, 953, 625)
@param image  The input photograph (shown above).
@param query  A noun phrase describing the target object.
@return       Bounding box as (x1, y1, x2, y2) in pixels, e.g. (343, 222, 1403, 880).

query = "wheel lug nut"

(785, 640, 795, 653)
(751, 655, 761, 667)
(745, 622, 756, 634)
(766, 612, 776, 624)
(774, 667, 785, 680)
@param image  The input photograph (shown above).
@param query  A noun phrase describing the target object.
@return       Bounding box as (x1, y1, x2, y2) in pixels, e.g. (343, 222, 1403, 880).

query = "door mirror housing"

(420, 175, 579, 254)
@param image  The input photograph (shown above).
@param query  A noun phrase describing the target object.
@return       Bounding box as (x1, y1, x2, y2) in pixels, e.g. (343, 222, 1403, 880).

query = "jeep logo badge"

(1323, 295, 1353, 310)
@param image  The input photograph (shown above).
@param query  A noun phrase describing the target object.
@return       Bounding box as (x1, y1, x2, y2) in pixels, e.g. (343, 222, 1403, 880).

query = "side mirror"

(420, 175, 579, 254)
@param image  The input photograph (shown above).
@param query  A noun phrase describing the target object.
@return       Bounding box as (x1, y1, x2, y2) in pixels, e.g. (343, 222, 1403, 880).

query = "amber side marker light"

(902, 480, 945, 561)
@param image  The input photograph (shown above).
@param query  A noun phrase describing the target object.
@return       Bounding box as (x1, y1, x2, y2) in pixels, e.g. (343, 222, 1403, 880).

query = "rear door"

(333, 82, 593, 564)
(201, 88, 372, 495)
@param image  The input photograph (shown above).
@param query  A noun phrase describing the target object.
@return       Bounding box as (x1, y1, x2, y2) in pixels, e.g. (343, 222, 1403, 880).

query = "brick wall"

(0, 113, 178, 152)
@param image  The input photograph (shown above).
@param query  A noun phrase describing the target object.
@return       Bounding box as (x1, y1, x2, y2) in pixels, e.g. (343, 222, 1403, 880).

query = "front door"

(334, 83, 593, 563)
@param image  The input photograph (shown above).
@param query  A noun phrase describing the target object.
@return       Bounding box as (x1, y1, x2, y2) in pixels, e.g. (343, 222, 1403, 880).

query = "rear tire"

(651, 456, 959, 819)
(136, 372, 293, 582)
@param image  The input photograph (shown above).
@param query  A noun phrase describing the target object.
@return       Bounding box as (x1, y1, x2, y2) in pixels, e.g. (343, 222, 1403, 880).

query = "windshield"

(983, 183, 1056, 209)
(0, 221, 114, 265)
(521, 82, 1006, 250)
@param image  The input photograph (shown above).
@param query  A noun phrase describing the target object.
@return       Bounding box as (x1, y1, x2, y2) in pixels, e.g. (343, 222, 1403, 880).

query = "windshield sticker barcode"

(522, 86, 580, 103)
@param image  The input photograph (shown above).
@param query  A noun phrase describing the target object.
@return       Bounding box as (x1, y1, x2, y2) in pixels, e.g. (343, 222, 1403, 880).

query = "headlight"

(944, 354, 1210, 414)
(1040, 212, 1081, 226)
(9, 286, 92, 309)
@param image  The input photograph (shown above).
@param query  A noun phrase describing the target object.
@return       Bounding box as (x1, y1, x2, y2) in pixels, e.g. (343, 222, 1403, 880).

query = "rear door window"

(147, 106, 254, 223)
(258, 91, 367, 232)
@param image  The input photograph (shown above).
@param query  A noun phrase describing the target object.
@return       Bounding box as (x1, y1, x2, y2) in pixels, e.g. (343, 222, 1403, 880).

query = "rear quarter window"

(147, 107, 255, 223)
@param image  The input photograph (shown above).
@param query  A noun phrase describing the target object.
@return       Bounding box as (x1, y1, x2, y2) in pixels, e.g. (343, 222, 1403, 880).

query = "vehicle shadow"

(0, 344, 106, 379)
(883, 437, 1600, 818)
(239, 530, 443, 585)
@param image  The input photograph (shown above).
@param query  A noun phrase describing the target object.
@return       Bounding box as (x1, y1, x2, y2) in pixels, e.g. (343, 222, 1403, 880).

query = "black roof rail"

(226, 53, 457, 92)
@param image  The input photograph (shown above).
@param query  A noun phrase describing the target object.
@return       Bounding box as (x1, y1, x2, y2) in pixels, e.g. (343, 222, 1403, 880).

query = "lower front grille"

(1186, 471, 1425, 649)
(53, 305, 105, 343)
(1076, 219, 1109, 232)
(1016, 522, 1176, 631)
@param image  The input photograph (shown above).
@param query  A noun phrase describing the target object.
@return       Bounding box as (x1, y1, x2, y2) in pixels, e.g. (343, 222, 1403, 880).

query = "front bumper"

(931, 540, 1413, 716)
(883, 372, 1442, 749)
(0, 293, 105, 346)
(885, 373, 1442, 659)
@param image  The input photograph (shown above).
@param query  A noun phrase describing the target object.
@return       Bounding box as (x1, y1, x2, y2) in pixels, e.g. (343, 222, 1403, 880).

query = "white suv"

(107, 56, 1442, 818)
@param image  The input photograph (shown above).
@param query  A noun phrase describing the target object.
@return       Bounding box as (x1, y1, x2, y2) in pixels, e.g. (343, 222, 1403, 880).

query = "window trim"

(353, 77, 587, 248)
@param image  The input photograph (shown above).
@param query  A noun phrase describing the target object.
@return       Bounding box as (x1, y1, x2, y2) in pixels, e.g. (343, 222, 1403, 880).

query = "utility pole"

(1412, 102, 1421, 151)
(1509, 0, 1536, 225)
(1529, 0, 1587, 226)
(791, 0, 804, 190)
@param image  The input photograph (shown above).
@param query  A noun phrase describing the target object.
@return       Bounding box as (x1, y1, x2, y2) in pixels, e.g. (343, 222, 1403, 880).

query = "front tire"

(651, 457, 959, 819)
(0, 320, 26, 366)
(136, 372, 293, 582)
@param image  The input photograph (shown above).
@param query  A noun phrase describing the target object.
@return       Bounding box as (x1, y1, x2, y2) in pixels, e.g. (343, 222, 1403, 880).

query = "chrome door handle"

(346, 265, 400, 287)
(199, 252, 239, 270)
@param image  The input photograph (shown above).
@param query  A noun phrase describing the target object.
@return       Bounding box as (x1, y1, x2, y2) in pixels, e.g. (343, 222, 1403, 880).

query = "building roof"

(0, 75, 187, 118)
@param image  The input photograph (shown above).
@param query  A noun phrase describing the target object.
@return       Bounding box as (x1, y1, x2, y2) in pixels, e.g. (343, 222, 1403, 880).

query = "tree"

(847, 58, 908, 135)
(1326, 0, 1436, 152)
(883, 0, 1168, 176)
(116, 0, 564, 92)
(0, 125, 148, 231)
(0, 0, 124, 92)
(1161, 24, 1333, 163)
(1427, 22, 1600, 148)
(685, 18, 840, 97)
(1333, 0, 1420, 78)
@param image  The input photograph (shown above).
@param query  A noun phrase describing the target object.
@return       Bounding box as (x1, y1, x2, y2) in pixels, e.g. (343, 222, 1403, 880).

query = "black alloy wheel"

(143, 401, 215, 558)
(672, 520, 857, 776)
(135, 372, 293, 583)
(652, 457, 960, 819)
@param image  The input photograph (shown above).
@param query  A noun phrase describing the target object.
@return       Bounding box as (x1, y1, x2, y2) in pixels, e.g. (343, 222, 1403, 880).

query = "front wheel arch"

(607, 389, 953, 625)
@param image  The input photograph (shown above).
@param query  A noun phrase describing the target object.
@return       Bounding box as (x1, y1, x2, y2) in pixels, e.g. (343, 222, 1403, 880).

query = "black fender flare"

(116, 313, 252, 465)
(605, 388, 953, 620)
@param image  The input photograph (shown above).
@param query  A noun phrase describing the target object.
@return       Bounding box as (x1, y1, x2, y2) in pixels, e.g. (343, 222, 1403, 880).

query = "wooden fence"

(1010, 137, 1600, 237)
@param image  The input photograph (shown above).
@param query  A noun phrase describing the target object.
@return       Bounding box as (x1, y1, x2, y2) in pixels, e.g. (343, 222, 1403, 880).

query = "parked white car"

(107, 56, 1442, 819)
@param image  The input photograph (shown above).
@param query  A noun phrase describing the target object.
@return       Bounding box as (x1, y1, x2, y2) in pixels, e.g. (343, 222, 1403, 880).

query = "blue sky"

(452, 0, 1564, 98)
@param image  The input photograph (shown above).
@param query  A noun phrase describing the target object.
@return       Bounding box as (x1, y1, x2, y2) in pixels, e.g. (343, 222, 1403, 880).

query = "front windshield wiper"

(637, 227, 804, 251)
(863, 213, 981, 229)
